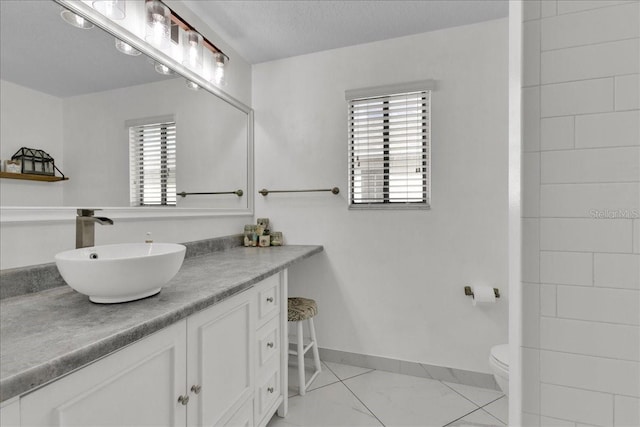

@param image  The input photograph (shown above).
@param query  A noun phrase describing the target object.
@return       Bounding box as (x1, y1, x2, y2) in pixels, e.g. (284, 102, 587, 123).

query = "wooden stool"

(287, 297, 321, 395)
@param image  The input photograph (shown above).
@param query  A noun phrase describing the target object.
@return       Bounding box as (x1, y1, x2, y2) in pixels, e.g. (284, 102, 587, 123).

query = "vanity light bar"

(145, 0, 229, 62)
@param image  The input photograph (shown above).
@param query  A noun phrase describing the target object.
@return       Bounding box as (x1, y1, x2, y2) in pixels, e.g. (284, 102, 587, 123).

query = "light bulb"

(185, 80, 200, 91)
(145, 0, 170, 50)
(60, 9, 94, 29)
(115, 38, 141, 56)
(213, 53, 226, 86)
(183, 30, 203, 71)
(92, 0, 126, 20)
(154, 62, 174, 75)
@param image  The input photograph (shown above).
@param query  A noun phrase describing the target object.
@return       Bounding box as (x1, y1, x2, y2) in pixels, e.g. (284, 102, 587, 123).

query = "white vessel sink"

(55, 243, 186, 304)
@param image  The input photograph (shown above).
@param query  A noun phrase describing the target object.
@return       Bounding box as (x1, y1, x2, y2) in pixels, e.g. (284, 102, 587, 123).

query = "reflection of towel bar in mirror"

(259, 187, 340, 196)
(178, 190, 244, 198)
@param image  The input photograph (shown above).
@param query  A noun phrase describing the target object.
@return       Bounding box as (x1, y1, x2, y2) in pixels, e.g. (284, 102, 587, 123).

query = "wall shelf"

(0, 172, 68, 182)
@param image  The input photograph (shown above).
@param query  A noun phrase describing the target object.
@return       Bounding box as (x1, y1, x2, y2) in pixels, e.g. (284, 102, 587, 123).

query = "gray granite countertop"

(0, 245, 323, 402)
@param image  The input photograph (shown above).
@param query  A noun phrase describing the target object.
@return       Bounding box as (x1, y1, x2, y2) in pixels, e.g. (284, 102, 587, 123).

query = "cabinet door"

(0, 398, 20, 427)
(187, 290, 254, 427)
(20, 321, 187, 427)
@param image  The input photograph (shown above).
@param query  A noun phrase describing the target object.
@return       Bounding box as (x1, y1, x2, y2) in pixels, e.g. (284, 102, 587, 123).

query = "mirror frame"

(0, 0, 254, 223)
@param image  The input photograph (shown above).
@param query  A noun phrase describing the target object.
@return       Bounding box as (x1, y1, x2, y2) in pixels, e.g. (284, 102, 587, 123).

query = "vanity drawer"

(256, 316, 280, 369)
(255, 367, 280, 424)
(256, 274, 280, 325)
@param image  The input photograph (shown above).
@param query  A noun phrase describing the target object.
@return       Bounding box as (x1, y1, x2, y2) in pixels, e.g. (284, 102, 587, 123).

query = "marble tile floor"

(267, 360, 507, 427)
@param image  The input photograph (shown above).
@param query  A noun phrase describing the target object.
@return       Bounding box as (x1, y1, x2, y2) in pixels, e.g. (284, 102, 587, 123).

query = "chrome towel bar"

(178, 190, 243, 197)
(259, 187, 340, 196)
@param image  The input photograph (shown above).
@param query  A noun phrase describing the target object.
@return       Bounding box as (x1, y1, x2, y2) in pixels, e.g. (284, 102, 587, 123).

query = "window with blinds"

(129, 119, 177, 206)
(348, 88, 431, 209)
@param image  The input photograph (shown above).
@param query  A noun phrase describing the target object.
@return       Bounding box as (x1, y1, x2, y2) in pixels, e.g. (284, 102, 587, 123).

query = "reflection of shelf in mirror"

(0, 172, 69, 182)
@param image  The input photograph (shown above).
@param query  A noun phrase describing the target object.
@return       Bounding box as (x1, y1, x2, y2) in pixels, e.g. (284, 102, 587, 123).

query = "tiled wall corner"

(522, 1, 640, 424)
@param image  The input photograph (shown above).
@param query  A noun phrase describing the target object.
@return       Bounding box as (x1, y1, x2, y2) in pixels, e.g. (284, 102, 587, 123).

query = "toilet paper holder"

(464, 286, 500, 299)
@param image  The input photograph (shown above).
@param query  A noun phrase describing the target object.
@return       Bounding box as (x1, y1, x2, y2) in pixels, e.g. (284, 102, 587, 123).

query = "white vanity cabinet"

(253, 273, 286, 427)
(0, 398, 20, 427)
(186, 289, 255, 427)
(20, 320, 188, 426)
(15, 271, 288, 427)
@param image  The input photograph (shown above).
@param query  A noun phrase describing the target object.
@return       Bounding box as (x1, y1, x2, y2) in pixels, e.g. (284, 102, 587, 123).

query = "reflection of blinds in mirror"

(129, 120, 177, 206)
(348, 90, 430, 209)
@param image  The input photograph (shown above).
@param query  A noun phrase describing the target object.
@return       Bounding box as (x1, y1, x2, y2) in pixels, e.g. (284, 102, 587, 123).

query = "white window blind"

(129, 120, 177, 206)
(348, 89, 431, 209)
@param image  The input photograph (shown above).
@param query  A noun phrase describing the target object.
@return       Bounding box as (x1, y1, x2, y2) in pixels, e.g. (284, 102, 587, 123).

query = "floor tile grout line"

(479, 406, 507, 426)
(440, 380, 491, 409)
(338, 374, 387, 427)
(441, 406, 494, 427)
(288, 362, 384, 425)
(480, 394, 507, 408)
(290, 361, 506, 427)
(322, 361, 375, 382)
(478, 395, 508, 425)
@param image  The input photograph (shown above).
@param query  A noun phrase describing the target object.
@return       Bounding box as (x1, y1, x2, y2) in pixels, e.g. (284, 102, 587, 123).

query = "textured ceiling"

(181, 0, 509, 64)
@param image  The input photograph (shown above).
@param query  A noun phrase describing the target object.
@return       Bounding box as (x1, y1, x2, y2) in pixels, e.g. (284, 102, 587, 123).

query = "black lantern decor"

(11, 147, 64, 177)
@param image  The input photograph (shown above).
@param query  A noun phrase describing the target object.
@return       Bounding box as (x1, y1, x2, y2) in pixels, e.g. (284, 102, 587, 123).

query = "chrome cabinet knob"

(267, 387, 274, 394)
(178, 395, 189, 405)
(267, 342, 274, 348)
(191, 384, 202, 394)
(266, 297, 274, 303)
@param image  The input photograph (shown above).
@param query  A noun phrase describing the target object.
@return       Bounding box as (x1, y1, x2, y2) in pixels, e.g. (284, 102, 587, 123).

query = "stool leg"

(308, 317, 321, 374)
(297, 321, 306, 395)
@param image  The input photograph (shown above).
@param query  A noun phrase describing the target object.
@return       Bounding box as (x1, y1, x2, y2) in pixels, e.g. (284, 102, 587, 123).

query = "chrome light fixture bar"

(53, 0, 244, 113)
(145, 0, 229, 64)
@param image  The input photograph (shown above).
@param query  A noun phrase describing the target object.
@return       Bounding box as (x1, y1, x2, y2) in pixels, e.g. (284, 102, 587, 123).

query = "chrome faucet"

(76, 209, 114, 249)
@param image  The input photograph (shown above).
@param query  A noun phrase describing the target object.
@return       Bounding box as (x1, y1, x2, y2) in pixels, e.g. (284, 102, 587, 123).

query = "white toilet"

(489, 344, 509, 396)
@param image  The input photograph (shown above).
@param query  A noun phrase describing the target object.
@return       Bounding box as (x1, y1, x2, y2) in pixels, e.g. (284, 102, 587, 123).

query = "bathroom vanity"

(0, 244, 322, 427)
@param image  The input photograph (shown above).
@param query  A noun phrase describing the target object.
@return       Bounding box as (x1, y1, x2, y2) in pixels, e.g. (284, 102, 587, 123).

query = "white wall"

(0, 80, 64, 206)
(253, 19, 509, 373)
(521, 1, 640, 426)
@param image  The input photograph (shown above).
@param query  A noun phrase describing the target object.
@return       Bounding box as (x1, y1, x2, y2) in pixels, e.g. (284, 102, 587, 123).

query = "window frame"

(127, 116, 177, 207)
(346, 81, 433, 210)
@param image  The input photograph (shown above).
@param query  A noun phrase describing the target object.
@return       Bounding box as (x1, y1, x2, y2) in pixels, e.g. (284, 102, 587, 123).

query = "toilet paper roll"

(472, 286, 496, 306)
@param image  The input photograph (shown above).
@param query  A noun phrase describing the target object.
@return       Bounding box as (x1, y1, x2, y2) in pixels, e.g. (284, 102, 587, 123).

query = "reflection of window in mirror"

(128, 117, 177, 206)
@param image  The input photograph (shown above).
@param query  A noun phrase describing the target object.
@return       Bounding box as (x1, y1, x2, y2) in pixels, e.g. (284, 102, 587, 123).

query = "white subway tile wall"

(540, 317, 640, 361)
(522, 1, 640, 425)
(539, 284, 557, 317)
(540, 116, 574, 151)
(539, 251, 592, 285)
(540, 183, 640, 218)
(594, 253, 640, 289)
(575, 111, 640, 148)
(540, 39, 639, 85)
(540, 383, 614, 426)
(540, 147, 640, 184)
(540, 350, 640, 396)
(540, 78, 614, 117)
(614, 395, 640, 427)
(615, 74, 640, 111)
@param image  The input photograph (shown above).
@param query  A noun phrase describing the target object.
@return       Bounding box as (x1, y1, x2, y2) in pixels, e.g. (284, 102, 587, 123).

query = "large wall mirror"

(0, 0, 253, 219)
